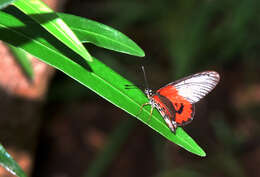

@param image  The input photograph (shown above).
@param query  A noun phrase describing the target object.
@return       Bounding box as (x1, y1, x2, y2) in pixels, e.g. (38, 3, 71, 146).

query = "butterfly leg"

(148, 106, 154, 122)
(137, 103, 154, 122)
(137, 102, 150, 116)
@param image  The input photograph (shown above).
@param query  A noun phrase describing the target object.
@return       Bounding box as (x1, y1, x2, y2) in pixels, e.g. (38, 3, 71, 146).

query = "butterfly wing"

(156, 71, 220, 126)
(169, 71, 220, 104)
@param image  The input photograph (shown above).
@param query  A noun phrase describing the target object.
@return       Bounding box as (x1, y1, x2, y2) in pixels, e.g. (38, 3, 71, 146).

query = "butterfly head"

(141, 66, 154, 99)
(144, 88, 153, 99)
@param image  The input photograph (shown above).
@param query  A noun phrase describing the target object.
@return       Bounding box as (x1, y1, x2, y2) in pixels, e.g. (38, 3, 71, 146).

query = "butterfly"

(141, 67, 220, 133)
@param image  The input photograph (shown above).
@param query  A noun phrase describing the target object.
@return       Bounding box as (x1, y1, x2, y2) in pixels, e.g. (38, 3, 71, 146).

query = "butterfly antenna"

(142, 66, 149, 89)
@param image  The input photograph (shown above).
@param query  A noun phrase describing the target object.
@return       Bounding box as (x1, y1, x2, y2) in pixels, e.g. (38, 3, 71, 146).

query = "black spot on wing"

(176, 104, 195, 127)
(175, 103, 184, 114)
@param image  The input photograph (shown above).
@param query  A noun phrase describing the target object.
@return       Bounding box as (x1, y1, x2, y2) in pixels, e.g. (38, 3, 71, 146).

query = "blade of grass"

(0, 7, 205, 156)
(12, 0, 92, 62)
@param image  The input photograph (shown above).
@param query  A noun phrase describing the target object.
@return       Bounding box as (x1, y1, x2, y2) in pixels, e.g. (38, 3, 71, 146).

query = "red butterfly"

(141, 67, 220, 133)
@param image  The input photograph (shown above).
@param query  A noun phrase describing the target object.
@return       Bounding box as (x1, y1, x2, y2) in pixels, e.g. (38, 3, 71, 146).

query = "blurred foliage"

(83, 119, 136, 177)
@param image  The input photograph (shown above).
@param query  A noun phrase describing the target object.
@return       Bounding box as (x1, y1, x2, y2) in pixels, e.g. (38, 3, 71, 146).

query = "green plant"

(0, 0, 206, 176)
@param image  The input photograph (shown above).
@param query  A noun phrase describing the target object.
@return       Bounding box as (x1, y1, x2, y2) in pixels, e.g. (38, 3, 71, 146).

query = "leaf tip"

(138, 50, 145, 57)
(194, 146, 206, 157)
(199, 151, 206, 157)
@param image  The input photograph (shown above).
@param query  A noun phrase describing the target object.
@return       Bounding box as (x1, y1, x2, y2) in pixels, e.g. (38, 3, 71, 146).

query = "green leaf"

(0, 0, 16, 9)
(8, 44, 34, 80)
(12, 0, 92, 62)
(58, 13, 145, 57)
(0, 0, 15, 9)
(0, 7, 205, 156)
(0, 144, 27, 177)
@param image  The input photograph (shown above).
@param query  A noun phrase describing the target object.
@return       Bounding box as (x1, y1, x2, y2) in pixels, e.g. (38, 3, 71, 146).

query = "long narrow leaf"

(0, 7, 205, 156)
(58, 13, 145, 57)
(12, 0, 92, 62)
(0, 144, 27, 177)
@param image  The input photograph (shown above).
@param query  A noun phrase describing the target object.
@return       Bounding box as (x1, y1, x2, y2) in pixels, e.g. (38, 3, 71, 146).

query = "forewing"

(168, 71, 220, 104)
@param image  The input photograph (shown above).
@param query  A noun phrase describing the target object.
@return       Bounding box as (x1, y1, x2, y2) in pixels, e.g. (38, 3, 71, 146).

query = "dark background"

(32, 0, 260, 177)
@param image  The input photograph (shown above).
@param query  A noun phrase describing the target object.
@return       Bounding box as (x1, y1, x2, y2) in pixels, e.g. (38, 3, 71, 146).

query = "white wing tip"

(203, 71, 220, 82)
(175, 71, 220, 104)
